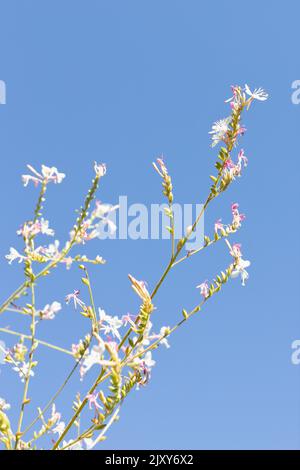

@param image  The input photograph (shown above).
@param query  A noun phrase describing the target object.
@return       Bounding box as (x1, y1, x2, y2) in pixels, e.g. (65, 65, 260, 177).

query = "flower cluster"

(210, 84, 268, 148)
(22, 164, 65, 187)
(229, 243, 251, 286)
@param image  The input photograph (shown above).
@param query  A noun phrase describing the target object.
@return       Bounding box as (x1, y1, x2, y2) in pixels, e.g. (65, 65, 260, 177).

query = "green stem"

(0, 172, 101, 316)
(15, 279, 36, 449)
(83, 267, 99, 335)
(22, 331, 93, 438)
(0, 327, 73, 356)
(52, 368, 107, 449)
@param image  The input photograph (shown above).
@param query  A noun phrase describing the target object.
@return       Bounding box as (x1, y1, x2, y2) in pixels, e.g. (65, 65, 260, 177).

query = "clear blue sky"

(0, 1, 299, 450)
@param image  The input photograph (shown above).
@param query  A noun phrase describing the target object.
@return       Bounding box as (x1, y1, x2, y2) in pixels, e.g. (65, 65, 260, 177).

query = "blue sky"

(0, 1, 299, 450)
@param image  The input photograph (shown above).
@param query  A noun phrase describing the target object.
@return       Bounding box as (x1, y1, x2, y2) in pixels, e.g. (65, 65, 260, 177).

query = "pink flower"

(231, 202, 239, 214)
(225, 85, 243, 109)
(231, 203, 246, 229)
(153, 156, 168, 177)
(196, 281, 210, 299)
(224, 158, 235, 170)
(122, 313, 137, 328)
(65, 290, 85, 309)
(134, 351, 156, 386)
(86, 391, 103, 411)
(230, 243, 242, 258)
(237, 149, 248, 167)
(40, 301, 62, 320)
(214, 219, 224, 233)
(50, 404, 61, 423)
(235, 126, 247, 137)
(17, 219, 54, 239)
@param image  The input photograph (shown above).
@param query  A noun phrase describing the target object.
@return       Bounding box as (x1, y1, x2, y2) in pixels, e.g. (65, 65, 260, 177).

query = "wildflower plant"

(0, 84, 267, 450)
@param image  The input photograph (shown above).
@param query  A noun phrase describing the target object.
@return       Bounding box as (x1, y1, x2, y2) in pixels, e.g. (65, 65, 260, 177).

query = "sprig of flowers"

(0, 84, 267, 450)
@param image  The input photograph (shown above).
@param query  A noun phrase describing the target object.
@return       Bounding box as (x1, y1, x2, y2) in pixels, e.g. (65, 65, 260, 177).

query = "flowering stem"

(57, 260, 236, 450)
(53, 101, 249, 450)
(21, 330, 93, 439)
(15, 278, 36, 449)
(63, 406, 120, 451)
(60, 424, 95, 450)
(0, 172, 101, 317)
(83, 267, 99, 335)
(33, 182, 47, 223)
(172, 228, 236, 267)
(52, 368, 107, 449)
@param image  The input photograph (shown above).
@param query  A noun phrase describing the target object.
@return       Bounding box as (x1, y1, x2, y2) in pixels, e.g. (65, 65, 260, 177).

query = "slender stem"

(3, 307, 30, 316)
(22, 331, 93, 438)
(15, 280, 36, 449)
(0, 328, 73, 356)
(170, 206, 175, 259)
(83, 267, 99, 335)
(0, 281, 29, 315)
(150, 258, 174, 299)
(80, 406, 120, 451)
(52, 368, 107, 449)
(60, 424, 95, 450)
(171, 229, 235, 267)
(56, 262, 235, 450)
(33, 182, 47, 224)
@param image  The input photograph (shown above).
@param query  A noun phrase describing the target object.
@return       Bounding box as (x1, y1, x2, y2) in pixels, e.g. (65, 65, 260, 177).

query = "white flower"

(39, 218, 54, 236)
(140, 323, 170, 349)
(41, 165, 65, 183)
(93, 202, 119, 219)
(209, 117, 231, 147)
(40, 301, 62, 320)
(22, 164, 65, 187)
(94, 162, 107, 177)
(133, 350, 156, 369)
(5, 247, 26, 264)
(41, 240, 60, 258)
(53, 421, 66, 437)
(143, 351, 156, 368)
(0, 397, 10, 411)
(245, 84, 268, 102)
(50, 403, 61, 423)
(80, 344, 105, 378)
(230, 258, 251, 286)
(159, 327, 171, 349)
(98, 308, 123, 340)
(13, 362, 35, 382)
